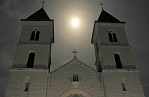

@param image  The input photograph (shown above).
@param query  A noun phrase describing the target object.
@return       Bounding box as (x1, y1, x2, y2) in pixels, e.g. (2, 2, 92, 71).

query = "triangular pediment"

(51, 57, 96, 73)
(21, 8, 51, 21)
(97, 9, 124, 23)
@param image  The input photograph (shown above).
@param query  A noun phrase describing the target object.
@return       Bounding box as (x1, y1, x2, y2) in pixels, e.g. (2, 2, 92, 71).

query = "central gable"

(52, 57, 96, 74)
(48, 57, 103, 97)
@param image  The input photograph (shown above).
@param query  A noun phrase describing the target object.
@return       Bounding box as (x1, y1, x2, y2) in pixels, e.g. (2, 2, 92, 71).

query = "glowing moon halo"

(70, 16, 80, 29)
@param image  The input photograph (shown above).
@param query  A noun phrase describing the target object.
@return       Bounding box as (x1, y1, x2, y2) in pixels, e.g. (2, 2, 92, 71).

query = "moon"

(70, 16, 81, 29)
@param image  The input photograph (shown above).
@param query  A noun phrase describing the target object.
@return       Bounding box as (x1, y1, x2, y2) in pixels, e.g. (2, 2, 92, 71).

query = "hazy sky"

(0, 0, 149, 97)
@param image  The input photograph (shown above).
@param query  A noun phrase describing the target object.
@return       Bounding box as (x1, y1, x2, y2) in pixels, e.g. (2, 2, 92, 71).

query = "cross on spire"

(41, 0, 45, 8)
(100, 1, 104, 9)
(72, 50, 78, 58)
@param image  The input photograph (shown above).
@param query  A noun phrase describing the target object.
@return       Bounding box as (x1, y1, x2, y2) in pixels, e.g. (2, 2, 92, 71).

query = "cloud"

(0, 0, 38, 18)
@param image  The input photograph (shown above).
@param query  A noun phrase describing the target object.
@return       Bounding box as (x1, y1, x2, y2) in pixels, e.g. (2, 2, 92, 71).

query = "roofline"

(91, 22, 96, 44)
(97, 9, 126, 23)
(50, 57, 96, 73)
(20, 19, 54, 21)
(20, 8, 53, 21)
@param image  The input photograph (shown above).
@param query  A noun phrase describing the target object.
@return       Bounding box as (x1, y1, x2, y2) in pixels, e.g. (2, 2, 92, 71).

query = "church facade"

(5, 5, 145, 97)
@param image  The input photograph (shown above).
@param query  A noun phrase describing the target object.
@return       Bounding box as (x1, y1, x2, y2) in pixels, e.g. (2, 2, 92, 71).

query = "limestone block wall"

(98, 46, 136, 68)
(93, 23, 128, 46)
(13, 44, 50, 68)
(20, 21, 54, 44)
(5, 69, 48, 97)
(103, 70, 145, 97)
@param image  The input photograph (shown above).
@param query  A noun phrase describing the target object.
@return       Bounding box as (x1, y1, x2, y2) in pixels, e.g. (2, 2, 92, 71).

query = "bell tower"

(92, 8, 136, 70)
(91, 8, 145, 97)
(6, 6, 54, 97)
(13, 8, 54, 70)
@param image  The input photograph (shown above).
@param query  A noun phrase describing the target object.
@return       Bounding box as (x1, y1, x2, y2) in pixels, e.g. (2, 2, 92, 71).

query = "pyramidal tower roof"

(97, 9, 124, 23)
(21, 8, 51, 21)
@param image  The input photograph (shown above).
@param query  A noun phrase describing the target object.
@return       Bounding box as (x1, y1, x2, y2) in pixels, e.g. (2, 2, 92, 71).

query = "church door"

(27, 52, 35, 68)
(114, 54, 122, 69)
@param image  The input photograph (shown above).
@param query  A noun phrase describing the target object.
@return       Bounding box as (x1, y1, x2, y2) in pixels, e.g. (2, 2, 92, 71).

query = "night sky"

(0, 0, 149, 97)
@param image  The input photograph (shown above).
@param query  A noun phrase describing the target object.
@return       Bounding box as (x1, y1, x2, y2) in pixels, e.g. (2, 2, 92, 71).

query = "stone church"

(5, 3, 145, 97)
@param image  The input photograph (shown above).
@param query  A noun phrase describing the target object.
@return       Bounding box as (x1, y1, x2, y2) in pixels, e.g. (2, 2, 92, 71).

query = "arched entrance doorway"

(61, 89, 91, 97)
(68, 94, 83, 97)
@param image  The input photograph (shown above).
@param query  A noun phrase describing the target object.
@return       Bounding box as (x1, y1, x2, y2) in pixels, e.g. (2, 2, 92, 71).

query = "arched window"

(114, 53, 123, 69)
(108, 32, 118, 42)
(27, 52, 35, 68)
(30, 28, 40, 41)
(73, 74, 79, 82)
(113, 33, 118, 42)
(35, 31, 40, 41)
(30, 31, 35, 40)
(108, 33, 113, 42)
